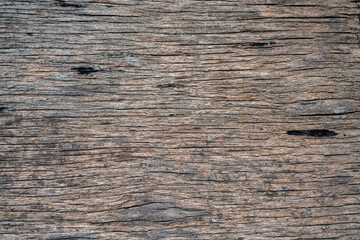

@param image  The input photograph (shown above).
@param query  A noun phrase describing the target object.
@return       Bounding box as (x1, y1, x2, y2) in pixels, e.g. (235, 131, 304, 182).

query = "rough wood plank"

(1, 0, 360, 239)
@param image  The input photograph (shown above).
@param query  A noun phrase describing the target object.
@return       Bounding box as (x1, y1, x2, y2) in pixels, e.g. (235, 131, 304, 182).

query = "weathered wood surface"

(1, 0, 360, 239)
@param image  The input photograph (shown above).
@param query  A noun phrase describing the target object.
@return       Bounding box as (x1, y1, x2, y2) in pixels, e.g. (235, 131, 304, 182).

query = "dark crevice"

(157, 83, 185, 88)
(54, 0, 86, 8)
(287, 129, 338, 137)
(356, 1, 360, 47)
(248, 41, 276, 47)
(72, 66, 99, 75)
(298, 111, 358, 117)
(45, 233, 99, 240)
(0, 107, 9, 112)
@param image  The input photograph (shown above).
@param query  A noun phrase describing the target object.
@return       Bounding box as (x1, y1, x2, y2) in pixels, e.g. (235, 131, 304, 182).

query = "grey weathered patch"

(180, 34, 198, 42)
(287, 100, 355, 116)
(302, 57, 325, 66)
(1, 221, 23, 229)
(57, 85, 102, 96)
(124, 53, 142, 67)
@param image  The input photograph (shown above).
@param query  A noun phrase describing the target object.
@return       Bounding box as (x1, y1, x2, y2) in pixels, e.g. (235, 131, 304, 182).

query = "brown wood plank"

(1, 0, 360, 239)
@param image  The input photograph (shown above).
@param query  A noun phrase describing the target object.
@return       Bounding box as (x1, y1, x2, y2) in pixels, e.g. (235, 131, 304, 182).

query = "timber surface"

(1, 0, 360, 239)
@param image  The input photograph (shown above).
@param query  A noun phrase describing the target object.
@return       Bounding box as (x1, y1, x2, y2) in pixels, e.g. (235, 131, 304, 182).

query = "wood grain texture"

(1, 0, 360, 239)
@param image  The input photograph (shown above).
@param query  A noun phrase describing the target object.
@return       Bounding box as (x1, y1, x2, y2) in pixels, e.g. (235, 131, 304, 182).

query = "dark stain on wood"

(54, 0, 86, 8)
(157, 83, 185, 89)
(287, 129, 338, 137)
(0, 107, 8, 112)
(71, 66, 99, 75)
(248, 41, 276, 47)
